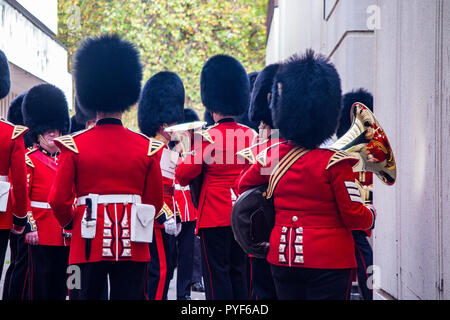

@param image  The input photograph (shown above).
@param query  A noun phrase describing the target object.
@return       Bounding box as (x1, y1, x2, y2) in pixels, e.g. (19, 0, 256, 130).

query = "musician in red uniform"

(0, 50, 28, 295)
(137, 71, 185, 300)
(21, 84, 71, 300)
(337, 88, 375, 300)
(48, 34, 163, 300)
(2, 93, 33, 301)
(239, 50, 376, 300)
(236, 63, 281, 300)
(173, 108, 200, 300)
(176, 55, 256, 300)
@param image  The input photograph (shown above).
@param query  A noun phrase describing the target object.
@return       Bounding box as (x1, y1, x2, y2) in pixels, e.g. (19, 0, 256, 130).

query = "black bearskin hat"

(200, 54, 249, 116)
(271, 50, 342, 149)
(22, 84, 70, 142)
(337, 88, 374, 139)
(183, 108, 200, 123)
(138, 71, 185, 137)
(73, 34, 142, 113)
(203, 110, 215, 126)
(0, 50, 11, 99)
(235, 72, 260, 131)
(249, 64, 279, 128)
(7, 93, 27, 125)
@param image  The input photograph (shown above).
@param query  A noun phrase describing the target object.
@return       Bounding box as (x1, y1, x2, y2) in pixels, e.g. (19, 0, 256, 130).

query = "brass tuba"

(331, 102, 397, 186)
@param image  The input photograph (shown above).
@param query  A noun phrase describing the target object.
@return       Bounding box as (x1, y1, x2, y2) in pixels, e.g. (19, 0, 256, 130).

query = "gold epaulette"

(0, 119, 29, 140)
(255, 141, 284, 167)
(236, 147, 256, 164)
(194, 123, 219, 144)
(148, 138, 165, 156)
(326, 149, 360, 170)
(12, 125, 28, 140)
(25, 153, 34, 168)
(54, 135, 79, 154)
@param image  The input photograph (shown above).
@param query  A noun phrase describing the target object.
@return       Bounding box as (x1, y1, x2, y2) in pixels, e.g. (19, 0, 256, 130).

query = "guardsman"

(0, 50, 28, 293)
(137, 71, 185, 300)
(173, 108, 200, 300)
(238, 50, 376, 300)
(21, 84, 71, 300)
(48, 34, 164, 300)
(338, 88, 375, 300)
(175, 54, 256, 300)
(236, 63, 281, 300)
(2, 93, 32, 300)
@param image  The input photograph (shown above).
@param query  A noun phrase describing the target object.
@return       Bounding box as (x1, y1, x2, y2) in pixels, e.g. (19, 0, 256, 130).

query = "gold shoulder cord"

(266, 147, 310, 199)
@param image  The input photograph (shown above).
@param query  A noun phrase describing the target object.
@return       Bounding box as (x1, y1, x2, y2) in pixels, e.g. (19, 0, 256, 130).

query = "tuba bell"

(330, 102, 397, 186)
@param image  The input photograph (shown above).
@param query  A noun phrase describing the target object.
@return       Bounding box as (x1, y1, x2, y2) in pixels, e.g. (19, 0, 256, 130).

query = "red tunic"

(174, 181, 196, 223)
(48, 119, 164, 265)
(26, 148, 70, 246)
(0, 119, 28, 229)
(238, 141, 374, 269)
(175, 119, 256, 232)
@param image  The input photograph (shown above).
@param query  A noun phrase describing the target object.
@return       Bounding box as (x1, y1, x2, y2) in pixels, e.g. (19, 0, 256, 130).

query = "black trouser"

(191, 235, 203, 284)
(175, 221, 196, 300)
(147, 228, 176, 300)
(353, 230, 373, 300)
(69, 261, 147, 300)
(270, 265, 354, 300)
(2, 232, 28, 300)
(0, 229, 9, 282)
(250, 257, 277, 300)
(199, 226, 248, 300)
(28, 245, 70, 300)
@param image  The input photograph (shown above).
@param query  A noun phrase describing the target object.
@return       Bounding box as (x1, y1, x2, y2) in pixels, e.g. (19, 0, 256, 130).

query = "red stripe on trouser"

(345, 269, 353, 300)
(201, 232, 214, 300)
(22, 267, 29, 300)
(356, 245, 371, 291)
(154, 229, 167, 300)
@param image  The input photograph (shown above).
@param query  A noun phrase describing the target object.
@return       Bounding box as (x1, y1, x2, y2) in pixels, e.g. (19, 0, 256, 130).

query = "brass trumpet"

(331, 102, 397, 186)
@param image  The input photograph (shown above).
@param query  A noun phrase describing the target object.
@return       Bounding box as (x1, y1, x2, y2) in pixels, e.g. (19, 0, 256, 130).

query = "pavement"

(0, 245, 206, 300)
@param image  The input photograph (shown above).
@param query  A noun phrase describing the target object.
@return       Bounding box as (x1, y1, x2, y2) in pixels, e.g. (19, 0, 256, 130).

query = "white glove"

(175, 222, 182, 237)
(164, 218, 177, 235)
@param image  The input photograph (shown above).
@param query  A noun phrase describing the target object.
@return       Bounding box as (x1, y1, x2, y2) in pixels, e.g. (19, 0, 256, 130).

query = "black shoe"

(191, 282, 205, 292)
(177, 295, 191, 300)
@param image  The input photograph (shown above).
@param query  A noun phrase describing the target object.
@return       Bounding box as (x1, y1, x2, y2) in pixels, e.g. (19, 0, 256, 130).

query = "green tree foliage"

(58, 0, 267, 129)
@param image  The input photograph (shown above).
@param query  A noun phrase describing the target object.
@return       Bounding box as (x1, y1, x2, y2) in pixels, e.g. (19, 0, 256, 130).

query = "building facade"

(266, 0, 450, 300)
(0, 0, 72, 117)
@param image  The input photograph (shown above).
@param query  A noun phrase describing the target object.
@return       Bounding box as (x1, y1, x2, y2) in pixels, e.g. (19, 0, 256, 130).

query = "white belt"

(0, 175, 8, 182)
(30, 201, 51, 209)
(174, 184, 190, 191)
(77, 194, 142, 206)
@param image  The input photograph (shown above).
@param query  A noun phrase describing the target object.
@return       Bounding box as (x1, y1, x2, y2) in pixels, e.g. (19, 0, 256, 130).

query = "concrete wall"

(16, 0, 58, 34)
(0, 0, 72, 116)
(265, 0, 450, 300)
(373, 0, 450, 300)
